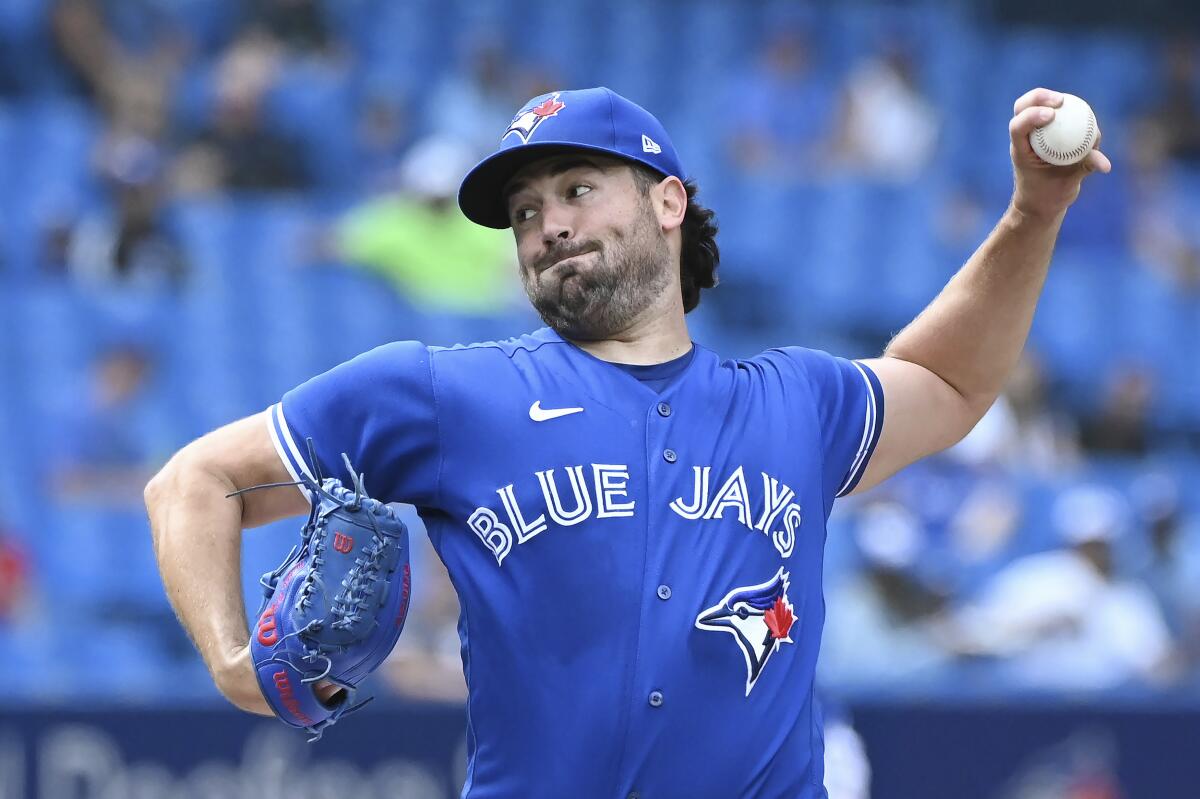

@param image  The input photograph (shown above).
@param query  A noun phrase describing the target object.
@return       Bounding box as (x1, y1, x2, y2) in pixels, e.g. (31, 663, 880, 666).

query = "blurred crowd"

(1, 0, 1199, 713)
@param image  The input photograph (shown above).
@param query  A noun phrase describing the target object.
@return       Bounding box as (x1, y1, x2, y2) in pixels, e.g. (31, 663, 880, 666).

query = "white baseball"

(1028, 93, 1098, 166)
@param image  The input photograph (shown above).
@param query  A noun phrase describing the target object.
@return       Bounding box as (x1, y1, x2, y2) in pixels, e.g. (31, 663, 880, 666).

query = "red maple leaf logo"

(764, 597, 794, 640)
(532, 97, 565, 118)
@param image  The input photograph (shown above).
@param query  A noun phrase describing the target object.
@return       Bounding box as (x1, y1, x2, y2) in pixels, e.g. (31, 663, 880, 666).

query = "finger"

(1010, 106, 1055, 144)
(1083, 148, 1112, 174)
(1013, 87, 1064, 116)
(315, 680, 336, 697)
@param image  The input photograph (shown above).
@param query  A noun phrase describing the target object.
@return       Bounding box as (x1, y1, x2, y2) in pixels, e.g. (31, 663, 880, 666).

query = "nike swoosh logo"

(529, 401, 584, 422)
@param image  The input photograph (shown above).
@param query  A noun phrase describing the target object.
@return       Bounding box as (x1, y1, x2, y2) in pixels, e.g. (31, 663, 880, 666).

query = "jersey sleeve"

(771, 347, 886, 501)
(267, 340, 439, 507)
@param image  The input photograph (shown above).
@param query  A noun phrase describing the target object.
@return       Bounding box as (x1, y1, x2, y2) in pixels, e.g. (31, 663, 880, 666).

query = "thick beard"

(522, 210, 671, 341)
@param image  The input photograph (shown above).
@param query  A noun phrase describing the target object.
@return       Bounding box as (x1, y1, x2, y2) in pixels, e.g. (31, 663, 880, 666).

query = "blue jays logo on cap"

(696, 567, 796, 696)
(458, 86, 687, 229)
(503, 93, 567, 144)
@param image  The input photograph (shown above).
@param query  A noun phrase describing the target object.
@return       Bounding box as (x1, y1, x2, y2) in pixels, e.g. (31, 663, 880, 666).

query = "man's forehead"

(503, 154, 625, 199)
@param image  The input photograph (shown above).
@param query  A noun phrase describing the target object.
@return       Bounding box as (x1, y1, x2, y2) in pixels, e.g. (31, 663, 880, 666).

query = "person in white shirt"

(946, 485, 1175, 691)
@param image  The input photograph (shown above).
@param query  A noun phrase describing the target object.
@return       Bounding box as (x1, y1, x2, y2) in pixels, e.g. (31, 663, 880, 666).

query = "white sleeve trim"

(835, 362, 879, 498)
(267, 402, 314, 503)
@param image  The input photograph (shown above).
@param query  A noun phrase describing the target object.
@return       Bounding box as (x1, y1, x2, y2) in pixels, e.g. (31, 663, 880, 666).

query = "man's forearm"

(145, 454, 267, 712)
(884, 204, 1064, 419)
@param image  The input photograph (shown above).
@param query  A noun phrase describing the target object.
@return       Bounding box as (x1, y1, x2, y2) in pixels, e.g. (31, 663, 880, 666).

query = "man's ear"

(655, 176, 687, 233)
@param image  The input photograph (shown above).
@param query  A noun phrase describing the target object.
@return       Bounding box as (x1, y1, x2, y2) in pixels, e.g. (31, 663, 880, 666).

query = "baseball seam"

(1032, 110, 1096, 163)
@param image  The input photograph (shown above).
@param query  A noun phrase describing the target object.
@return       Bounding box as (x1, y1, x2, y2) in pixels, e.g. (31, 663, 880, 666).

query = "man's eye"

(570, 184, 592, 198)
(515, 208, 537, 223)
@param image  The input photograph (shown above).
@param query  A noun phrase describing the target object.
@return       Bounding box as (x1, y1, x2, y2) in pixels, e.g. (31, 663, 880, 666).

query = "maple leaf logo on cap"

(502, 92, 567, 144)
(531, 96, 565, 118)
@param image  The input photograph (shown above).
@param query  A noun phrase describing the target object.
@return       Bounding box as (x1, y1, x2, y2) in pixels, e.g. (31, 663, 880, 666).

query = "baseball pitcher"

(146, 86, 1108, 797)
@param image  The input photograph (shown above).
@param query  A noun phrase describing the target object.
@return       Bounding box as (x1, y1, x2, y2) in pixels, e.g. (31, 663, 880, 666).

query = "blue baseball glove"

(234, 450, 411, 741)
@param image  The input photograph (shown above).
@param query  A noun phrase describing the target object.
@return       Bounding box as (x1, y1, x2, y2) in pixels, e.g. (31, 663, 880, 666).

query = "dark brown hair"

(631, 166, 719, 313)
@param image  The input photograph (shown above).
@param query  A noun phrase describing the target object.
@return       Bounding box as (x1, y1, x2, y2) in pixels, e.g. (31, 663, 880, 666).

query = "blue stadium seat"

(796, 180, 879, 326)
(266, 63, 357, 192)
(1031, 252, 1113, 385)
(0, 0, 76, 94)
(16, 99, 98, 202)
(171, 198, 234, 287)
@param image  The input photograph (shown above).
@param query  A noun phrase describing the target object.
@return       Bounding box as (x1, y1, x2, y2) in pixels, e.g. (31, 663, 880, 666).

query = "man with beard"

(146, 87, 1109, 797)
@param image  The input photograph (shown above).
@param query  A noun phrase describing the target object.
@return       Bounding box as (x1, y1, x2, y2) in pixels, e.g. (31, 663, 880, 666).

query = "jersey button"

(663, 449, 677, 463)
(657, 401, 672, 417)
(628, 793, 640, 799)
(657, 584, 672, 600)
(648, 690, 664, 708)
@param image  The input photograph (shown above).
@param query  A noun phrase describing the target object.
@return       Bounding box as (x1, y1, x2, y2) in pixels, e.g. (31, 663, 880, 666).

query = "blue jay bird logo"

(696, 567, 795, 696)
(503, 94, 566, 143)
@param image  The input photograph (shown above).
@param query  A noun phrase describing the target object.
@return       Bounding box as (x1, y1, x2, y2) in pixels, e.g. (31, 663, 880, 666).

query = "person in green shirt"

(336, 136, 518, 315)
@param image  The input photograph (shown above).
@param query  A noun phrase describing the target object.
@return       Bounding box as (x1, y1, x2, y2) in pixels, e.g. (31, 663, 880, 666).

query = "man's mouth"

(541, 247, 595, 273)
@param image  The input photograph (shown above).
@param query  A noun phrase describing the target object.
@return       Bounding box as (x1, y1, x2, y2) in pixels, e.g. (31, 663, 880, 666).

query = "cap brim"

(457, 141, 667, 229)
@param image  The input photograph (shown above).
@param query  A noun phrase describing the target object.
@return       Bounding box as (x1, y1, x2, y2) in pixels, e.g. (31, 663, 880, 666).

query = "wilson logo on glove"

(257, 608, 279, 646)
(395, 564, 411, 627)
(273, 670, 315, 726)
(228, 441, 412, 742)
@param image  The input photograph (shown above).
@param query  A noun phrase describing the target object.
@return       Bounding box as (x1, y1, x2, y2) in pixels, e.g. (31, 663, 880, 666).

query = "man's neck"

(567, 307, 692, 365)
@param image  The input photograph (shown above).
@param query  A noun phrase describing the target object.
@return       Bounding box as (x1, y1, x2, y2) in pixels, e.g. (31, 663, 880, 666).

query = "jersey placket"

(613, 393, 680, 799)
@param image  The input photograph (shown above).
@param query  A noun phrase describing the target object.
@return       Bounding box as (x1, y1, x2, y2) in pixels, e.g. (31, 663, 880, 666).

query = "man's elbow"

(145, 453, 174, 499)
(959, 393, 1001, 440)
(144, 447, 208, 529)
(144, 460, 171, 510)
(928, 397, 991, 455)
(144, 450, 186, 539)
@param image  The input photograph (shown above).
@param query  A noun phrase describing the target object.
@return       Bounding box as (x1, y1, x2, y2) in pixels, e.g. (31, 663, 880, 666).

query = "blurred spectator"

(354, 91, 414, 192)
(384, 533, 466, 703)
(1132, 474, 1200, 671)
(822, 501, 953, 687)
(1141, 37, 1200, 165)
(425, 36, 547, 156)
(951, 354, 1081, 477)
(241, 0, 334, 58)
(0, 529, 30, 624)
(48, 134, 188, 288)
(334, 136, 517, 315)
(822, 709, 872, 799)
(944, 469, 1024, 567)
(833, 44, 939, 183)
(1127, 111, 1200, 294)
(174, 31, 310, 193)
(47, 344, 162, 508)
(1079, 364, 1155, 455)
(1130, 187, 1200, 295)
(722, 28, 837, 183)
(871, 356, 1078, 579)
(945, 486, 1174, 691)
(1004, 355, 1083, 469)
(51, 0, 185, 115)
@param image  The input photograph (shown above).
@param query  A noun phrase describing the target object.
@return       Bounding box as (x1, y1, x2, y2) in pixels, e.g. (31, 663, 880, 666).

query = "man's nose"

(539, 203, 574, 244)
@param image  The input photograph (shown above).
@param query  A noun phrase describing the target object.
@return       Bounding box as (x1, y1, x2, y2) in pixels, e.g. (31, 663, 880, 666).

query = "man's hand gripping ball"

(1009, 88, 1112, 222)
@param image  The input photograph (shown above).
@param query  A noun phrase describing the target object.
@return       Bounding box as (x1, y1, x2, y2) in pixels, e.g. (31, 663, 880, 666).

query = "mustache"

(534, 242, 599, 273)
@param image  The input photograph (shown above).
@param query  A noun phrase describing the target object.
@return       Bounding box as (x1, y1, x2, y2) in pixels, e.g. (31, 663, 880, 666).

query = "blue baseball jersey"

(267, 326, 884, 799)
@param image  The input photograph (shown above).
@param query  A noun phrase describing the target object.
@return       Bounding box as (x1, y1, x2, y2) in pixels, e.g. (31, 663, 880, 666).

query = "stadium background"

(2, 0, 1200, 797)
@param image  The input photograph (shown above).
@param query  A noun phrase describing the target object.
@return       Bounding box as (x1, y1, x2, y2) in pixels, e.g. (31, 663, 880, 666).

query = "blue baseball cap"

(458, 87, 686, 229)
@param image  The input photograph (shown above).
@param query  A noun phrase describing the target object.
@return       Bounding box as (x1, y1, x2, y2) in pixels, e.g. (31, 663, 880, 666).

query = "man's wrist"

(213, 644, 273, 715)
(1007, 194, 1069, 229)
